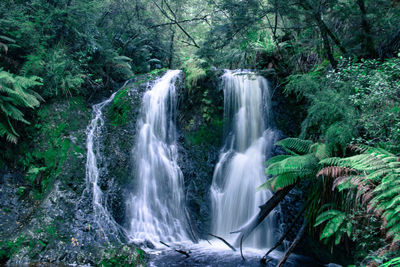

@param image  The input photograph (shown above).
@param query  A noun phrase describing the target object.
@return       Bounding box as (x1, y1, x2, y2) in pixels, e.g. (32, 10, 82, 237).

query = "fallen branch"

(160, 241, 190, 258)
(261, 204, 306, 263)
(276, 221, 306, 267)
(185, 207, 199, 243)
(231, 183, 297, 260)
(208, 233, 236, 251)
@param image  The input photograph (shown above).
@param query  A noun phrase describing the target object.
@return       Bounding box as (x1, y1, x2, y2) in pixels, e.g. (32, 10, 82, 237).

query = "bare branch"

(152, 0, 200, 48)
(261, 204, 306, 263)
(150, 16, 209, 29)
(208, 233, 236, 251)
(277, 221, 306, 267)
(160, 241, 191, 258)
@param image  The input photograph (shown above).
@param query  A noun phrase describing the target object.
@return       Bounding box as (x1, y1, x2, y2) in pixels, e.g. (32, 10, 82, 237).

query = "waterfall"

(85, 90, 124, 241)
(126, 70, 189, 245)
(210, 70, 279, 249)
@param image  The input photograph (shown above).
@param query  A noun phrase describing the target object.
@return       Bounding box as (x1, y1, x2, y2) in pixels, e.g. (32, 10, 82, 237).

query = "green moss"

(16, 186, 26, 196)
(3, 207, 11, 212)
(0, 235, 27, 263)
(17, 96, 90, 198)
(148, 68, 168, 78)
(185, 118, 223, 146)
(108, 87, 133, 127)
(98, 246, 146, 267)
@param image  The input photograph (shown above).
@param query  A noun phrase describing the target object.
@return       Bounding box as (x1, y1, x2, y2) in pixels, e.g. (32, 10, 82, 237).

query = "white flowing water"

(126, 70, 189, 245)
(85, 90, 123, 241)
(210, 70, 279, 249)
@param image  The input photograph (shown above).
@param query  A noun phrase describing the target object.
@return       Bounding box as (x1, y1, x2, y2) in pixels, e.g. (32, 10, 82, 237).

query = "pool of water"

(147, 240, 324, 267)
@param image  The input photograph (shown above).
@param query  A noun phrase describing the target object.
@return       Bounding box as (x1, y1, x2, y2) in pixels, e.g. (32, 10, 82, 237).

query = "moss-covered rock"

(98, 245, 146, 267)
(176, 69, 224, 238)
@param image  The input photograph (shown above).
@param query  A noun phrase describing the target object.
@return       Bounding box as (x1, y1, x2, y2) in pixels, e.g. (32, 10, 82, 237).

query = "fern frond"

(317, 166, 357, 179)
(315, 209, 347, 241)
(265, 155, 292, 165)
(314, 209, 344, 226)
(266, 154, 318, 176)
(0, 71, 42, 143)
(311, 143, 330, 160)
(259, 173, 299, 191)
(320, 157, 343, 166)
(275, 138, 313, 155)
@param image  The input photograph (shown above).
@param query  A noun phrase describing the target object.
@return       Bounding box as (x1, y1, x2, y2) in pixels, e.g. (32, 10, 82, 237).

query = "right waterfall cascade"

(210, 70, 280, 249)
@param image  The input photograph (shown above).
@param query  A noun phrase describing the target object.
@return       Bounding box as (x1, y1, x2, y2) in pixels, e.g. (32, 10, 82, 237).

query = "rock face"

(176, 70, 224, 238)
(0, 76, 152, 265)
(0, 96, 107, 265)
(0, 170, 36, 264)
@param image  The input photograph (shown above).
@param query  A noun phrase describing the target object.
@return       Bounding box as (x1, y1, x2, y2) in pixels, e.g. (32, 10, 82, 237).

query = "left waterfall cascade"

(125, 70, 190, 245)
(85, 89, 124, 242)
(85, 71, 190, 246)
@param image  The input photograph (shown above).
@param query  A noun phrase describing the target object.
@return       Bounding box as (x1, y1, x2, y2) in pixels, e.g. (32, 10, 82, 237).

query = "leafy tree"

(285, 57, 400, 154)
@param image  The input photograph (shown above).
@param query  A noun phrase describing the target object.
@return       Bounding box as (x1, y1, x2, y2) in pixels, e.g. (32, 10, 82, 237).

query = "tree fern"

(275, 137, 313, 155)
(262, 138, 324, 191)
(263, 153, 319, 190)
(0, 70, 42, 143)
(322, 146, 400, 242)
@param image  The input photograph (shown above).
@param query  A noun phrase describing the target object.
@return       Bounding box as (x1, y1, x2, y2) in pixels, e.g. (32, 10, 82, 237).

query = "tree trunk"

(231, 183, 297, 260)
(298, 1, 348, 68)
(168, 26, 175, 69)
(276, 221, 306, 267)
(356, 0, 376, 57)
(261, 204, 305, 264)
(318, 20, 338, 69)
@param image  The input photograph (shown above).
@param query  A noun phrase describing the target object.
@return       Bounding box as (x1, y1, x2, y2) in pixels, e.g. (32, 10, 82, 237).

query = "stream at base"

(147, 241, 324, 267)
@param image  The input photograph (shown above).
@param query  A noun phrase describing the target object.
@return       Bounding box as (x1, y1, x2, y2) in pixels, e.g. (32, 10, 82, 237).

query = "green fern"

(261, 138, 321, 191)
(182, 56, 207, 89)
(22, 46, 85, 97)
(314, 209, 350, 245)
(379, 257, 400, 267)
(324, 146, 400, 242)
(0, 70, 42, 143)
(275, 137, 313, 155)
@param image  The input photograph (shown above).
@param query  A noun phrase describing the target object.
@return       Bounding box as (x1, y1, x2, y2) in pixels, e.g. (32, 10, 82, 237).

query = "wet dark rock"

(176, 70, 223, 239)
(270, 78, 306, 138)
(0, 171, 34, 240)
